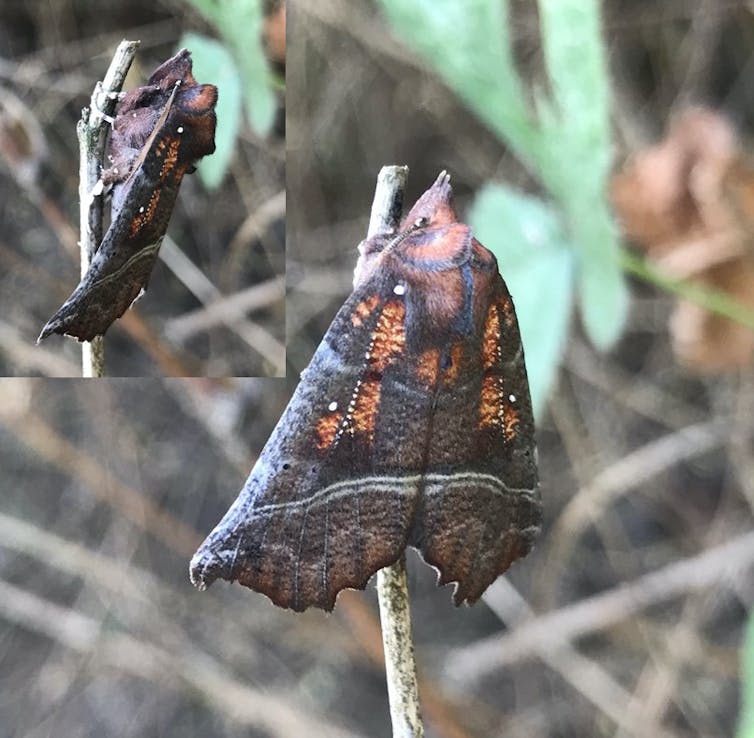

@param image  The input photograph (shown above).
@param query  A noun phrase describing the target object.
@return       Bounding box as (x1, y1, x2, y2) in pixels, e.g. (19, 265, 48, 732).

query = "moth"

(39, 48, 217, 342)
(190, 172, 541, 612)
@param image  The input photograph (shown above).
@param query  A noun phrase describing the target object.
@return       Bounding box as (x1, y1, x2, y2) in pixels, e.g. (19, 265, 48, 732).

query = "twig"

(545, 417, 729, 578)
(77, 39, 139, 376)
(620, 248, 754, 331)
(376, 556, 424, 738)
(0, 318, 79, 376)
(447, 529, 754, 680)
(366, 165, 423, 738)
(0, 577, 360, 737)
(478, 580, 678, 738)
(366, 167, 407, 239)
(226, 189, 286, 258)
(158, 238, 286, 374)
(0, 405, 200, 556)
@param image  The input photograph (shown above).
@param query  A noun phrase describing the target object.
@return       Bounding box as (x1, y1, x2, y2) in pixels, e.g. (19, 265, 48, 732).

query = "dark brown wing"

(409, 266, 541, 605)
(38, 102, 182, 343)
(192, 171, 540, 611)
(39, 55, 217, 342)
(190, 269, 435, 611)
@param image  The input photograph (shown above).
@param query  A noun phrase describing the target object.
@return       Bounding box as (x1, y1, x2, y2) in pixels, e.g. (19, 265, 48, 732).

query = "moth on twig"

(39, 49, 217, 342)
(190, 171, 541, 612)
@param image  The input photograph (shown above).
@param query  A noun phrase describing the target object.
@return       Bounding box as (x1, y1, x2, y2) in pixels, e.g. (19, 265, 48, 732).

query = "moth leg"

(90, 87, 116, 125)
(91, 82, 126, 125)
(84, 178, 106, 210)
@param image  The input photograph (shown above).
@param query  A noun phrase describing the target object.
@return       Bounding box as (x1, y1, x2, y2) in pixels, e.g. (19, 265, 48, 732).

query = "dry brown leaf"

(611, 107, 754, 373)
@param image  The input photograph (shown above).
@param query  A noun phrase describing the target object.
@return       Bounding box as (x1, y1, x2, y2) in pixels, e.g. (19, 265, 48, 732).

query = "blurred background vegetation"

(0, 0, 285, 376)
(2, 1, 754, 737)
(287, 0, 754, 735)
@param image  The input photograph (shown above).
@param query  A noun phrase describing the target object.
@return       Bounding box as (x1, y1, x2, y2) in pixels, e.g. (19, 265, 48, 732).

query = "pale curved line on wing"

(87, 237, 164, 291)
(249, 472, 536, 516)
(251, 475, 422, 516)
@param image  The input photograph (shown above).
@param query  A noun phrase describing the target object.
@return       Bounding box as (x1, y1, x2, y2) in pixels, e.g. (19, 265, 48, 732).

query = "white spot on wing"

(328, 401, 338, 412)
(393, 284, 406, 296)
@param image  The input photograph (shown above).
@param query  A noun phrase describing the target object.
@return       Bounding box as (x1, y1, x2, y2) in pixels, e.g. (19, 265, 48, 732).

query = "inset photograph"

(0, 1, 285, 376)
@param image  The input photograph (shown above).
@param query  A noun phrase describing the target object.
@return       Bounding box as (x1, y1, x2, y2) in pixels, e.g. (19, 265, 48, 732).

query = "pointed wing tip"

(189, 548, 222, 592)
(38, 314, 63, 342)
(38, 314, 71, 342)
(39, 317, 103, 343)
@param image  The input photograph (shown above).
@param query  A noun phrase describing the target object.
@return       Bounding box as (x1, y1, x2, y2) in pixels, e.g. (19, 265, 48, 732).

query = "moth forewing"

(39, 49, 217, 342)
(191, 172, 541, 611)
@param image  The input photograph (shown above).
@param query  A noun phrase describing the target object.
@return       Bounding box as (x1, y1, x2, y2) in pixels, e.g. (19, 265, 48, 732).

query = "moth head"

(172, 83, 218, 161)
(148, 48, 197, 89)
(401, 170, 458, 230)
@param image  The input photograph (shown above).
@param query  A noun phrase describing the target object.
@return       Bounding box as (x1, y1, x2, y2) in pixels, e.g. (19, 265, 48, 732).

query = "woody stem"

(77, 39, 139, 377)
(368, 165, 424, 738)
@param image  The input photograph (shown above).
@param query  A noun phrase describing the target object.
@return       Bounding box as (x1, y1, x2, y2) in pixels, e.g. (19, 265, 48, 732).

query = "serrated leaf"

(180, 33, 242, 190)
(378, 0, 538, 166)
(469, 184, 574, 418)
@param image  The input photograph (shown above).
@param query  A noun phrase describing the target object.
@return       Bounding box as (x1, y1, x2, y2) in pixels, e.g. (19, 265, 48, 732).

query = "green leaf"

(571, 202, 628, 349)
(377, 0, 539, 166)
(538, 0, 611, 186)
(380, 0, 627, 349)
(180, 33, 242, 190)
(536, 0, 627, 347)
(738, 611, 754, 737)
(183, 0, 276, 136)
(469, 184, 574, 418)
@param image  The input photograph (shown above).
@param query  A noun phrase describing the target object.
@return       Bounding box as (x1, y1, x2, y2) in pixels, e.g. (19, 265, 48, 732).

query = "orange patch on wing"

(416, 348, 440, 387)
(315, 410, 343, 450)
(351, 295, 380, 327)
(129, 215, 144, 238)
(346, 300, 406, 442)
(500, 296, 516, 327)
(443, 342, 464, 384)
(351, 378, 381, 441)
(479, 374, 503, 429)
(417, 342, 463, 388)
(128, 188, 163, 238)
(482, 303, 501, 370)
(479, 372, 519, 443)
(504, 404, 520, 442)
(159, 138, 181, 182)
(369, 300, 406, 371)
